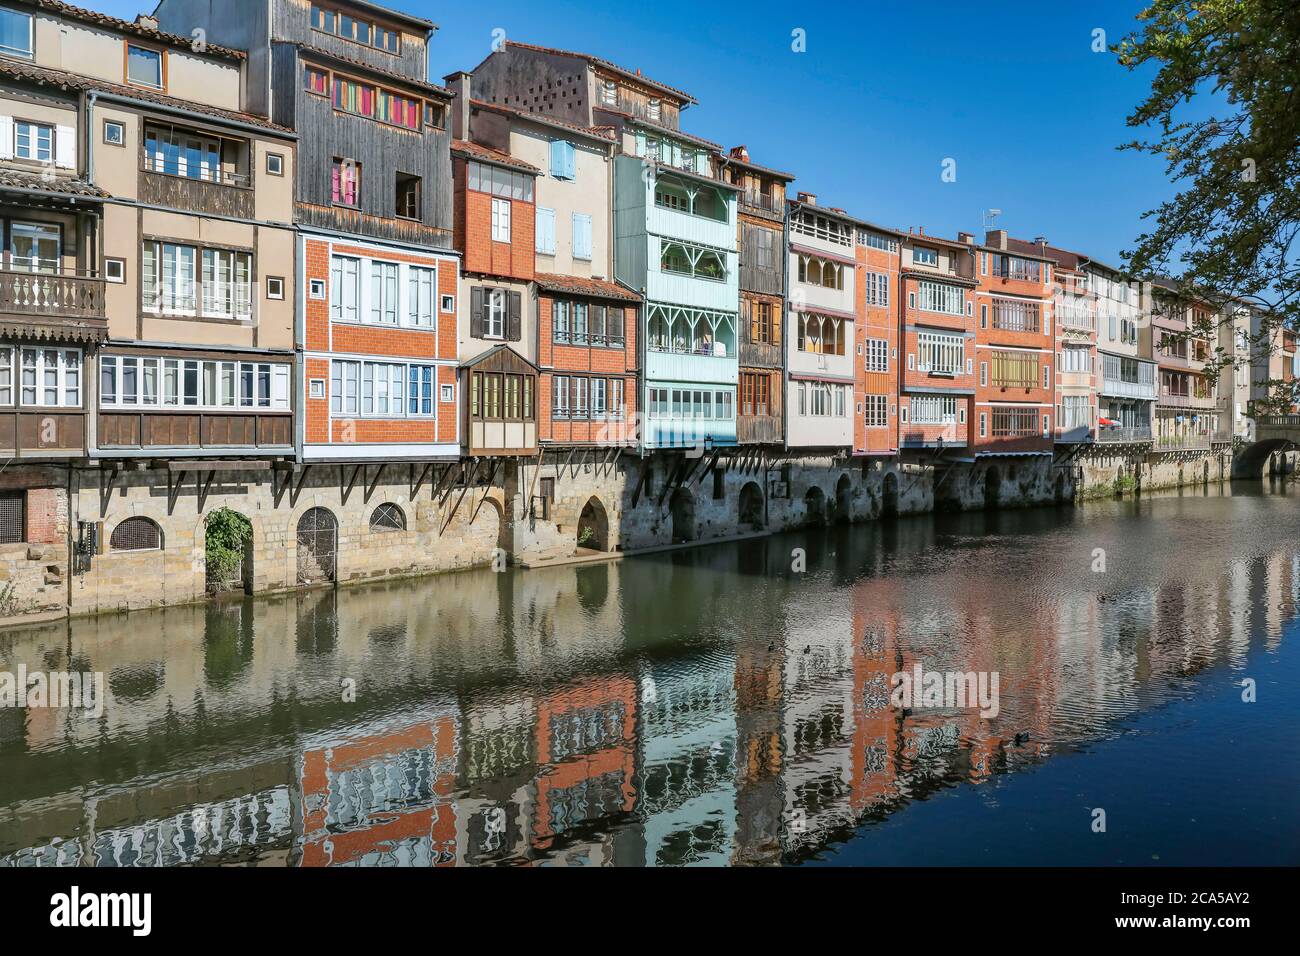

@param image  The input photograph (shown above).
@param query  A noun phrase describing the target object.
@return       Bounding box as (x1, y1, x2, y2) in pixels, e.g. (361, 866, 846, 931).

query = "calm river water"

(2, 482, 1298, 866)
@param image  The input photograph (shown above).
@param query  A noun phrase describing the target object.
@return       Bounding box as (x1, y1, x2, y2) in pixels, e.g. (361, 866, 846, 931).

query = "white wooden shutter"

(55, 125, 76, 169)
(0, 117, 13, 161)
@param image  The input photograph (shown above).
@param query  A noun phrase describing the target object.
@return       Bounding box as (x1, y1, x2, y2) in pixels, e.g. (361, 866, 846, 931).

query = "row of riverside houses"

(0, 0, 1288, 621)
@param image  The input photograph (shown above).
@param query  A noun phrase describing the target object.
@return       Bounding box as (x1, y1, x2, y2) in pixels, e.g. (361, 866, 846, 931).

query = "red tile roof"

(29, 1, 245, 60)
(451, 139, 539, 172)
(534, 273, 641, 302)
(0, 59, 291, 133)
(502, 40, 697, 105)
(0, 167, 108, 198)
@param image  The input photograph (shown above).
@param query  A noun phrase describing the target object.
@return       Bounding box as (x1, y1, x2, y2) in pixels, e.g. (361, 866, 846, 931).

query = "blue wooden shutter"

(563, 141, 576, 180)
(573, 214, 591, 259)
(536, 207, 555, 254)
(550, 140, 564, 178)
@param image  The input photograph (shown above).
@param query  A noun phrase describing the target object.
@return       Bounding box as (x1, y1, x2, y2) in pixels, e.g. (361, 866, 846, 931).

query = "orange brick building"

(854, 224, 904, 457)
(299, 234, 462, 461)
(898, 232, 978, 451)
(970, 229, 1057, 455)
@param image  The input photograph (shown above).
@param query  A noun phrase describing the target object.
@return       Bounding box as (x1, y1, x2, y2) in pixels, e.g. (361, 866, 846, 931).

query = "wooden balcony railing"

(0, 267, 106, 319)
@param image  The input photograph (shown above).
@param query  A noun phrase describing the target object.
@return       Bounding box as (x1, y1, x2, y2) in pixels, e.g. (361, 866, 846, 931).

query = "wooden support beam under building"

(364, 463, 387, 504)
(470, 459, 502, 524)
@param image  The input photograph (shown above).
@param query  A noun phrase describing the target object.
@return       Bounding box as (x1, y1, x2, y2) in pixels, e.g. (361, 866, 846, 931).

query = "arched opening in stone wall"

(882, 472, 899, 517)
(296, 507, 337, 585)
(670, 488, 696, 543)
(577, 497, 610, 552)
(204, 507, 253, 595)
(804, 486, 827, 527)
(983, 466, 1001, 510)
(738, 481, 765, 531)
(834, 474, 852, 524)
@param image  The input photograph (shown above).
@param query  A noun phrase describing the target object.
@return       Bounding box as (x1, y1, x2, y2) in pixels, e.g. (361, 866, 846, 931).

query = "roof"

(29, 1, 245, 60)
(652, 161, 739, 192)
(328, 0, 435, 32)
(715, 151, 795, 183)
(451, 139, 539, 172)
(0, 59, 292, 134)
(459, 342, 540, 370)
(1004, 236, 1076, 266)
(534, 273, 641, 302)
(0, 167, 108, 199)
(468, 99, 616, 143)
(297, 43, 452, 98)
(595, 107, 719, 150)
(0, 317, 107, 344)
(499, 41, 696, 105)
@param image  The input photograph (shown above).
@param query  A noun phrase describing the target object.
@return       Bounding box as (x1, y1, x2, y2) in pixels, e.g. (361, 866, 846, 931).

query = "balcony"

(139, 155, 255, 218)
(0, 266, 107, 333)
(1100, 377, 1157, 400)
(1096, 424, 1153, 443)
(1058, 303, 1096, 332)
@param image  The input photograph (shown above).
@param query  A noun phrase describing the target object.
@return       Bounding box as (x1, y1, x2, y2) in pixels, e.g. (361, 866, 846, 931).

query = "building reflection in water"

(1, 489, 1298, 866)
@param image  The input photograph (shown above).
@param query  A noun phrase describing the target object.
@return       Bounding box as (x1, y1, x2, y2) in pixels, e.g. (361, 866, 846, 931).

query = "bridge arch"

(1233, 437, 1294, 478)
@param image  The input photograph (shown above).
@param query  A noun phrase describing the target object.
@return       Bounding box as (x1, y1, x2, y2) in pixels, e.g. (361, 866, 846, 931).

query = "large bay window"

(646, 386, 733, 420)
(910, 394, 957, 424)
(144, 125, 248, 185)
(797, 312, 847, 356)
(647, 303, 735, 357)
(100, 355, 289, 410)
(330, 254, 435, 328)
(330, 360, 434, 417)
(143, 240, 252, 319)
(796, 381, 848, 417)
(916, 331, 964, 374)
(916, 280, 965, 316)
(9, 347, 80, 407)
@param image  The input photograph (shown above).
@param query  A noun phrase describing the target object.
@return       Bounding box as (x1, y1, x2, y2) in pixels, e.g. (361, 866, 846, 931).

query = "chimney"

(985, 229, 1008, 249)
(443, 70, 472, 141)
(797, 191, 817, 205)
(729, 145, 750, 163)
(135, 14, 159, 31)
(1033, 235, 1048, 247)
(957, 231, 975, 245)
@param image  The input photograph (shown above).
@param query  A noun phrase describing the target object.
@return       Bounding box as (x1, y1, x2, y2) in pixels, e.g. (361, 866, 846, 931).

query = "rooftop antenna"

(982, 208, 1002, 230)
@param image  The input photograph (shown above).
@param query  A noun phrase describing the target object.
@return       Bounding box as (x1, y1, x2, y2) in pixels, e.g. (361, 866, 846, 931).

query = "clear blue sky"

(112, 0, 1170, 265)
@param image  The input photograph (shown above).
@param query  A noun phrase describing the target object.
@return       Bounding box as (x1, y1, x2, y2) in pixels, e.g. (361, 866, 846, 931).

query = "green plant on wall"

(577, 525, 596, 547)
(0, 580, 36, 618)
(205, 507, 252, 592)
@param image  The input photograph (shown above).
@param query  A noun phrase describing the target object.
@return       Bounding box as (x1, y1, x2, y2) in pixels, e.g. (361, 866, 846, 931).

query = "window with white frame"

(330, 254, 360, 323)
(909, 394, 957, 424)
(491, 197, 511, 242)
(798, 382, 846, 417)
(1060, 345, 1090, 373)
(865, 337, 888, 372)
(99, 355, 289, 410)
(486, 288, 506, 338)
(916, 330, 964, 374)
(369, 260, 399, 324)
(864, 271, 890, 307)
(16, 347, 80, 407)
(408, 266, 435, 328)
(14, 121, 51, 162)
(864, 394, 888, 427)
(913, 246, 938, 267)
(0, 7, 34, 59)
(916, 280, 964, 316)
(143, 241, 251, 319)
(329, 360, 434, 417)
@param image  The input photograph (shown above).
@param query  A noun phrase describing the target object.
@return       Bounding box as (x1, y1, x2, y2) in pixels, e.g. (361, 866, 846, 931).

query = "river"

(1, 482, 1297, 866)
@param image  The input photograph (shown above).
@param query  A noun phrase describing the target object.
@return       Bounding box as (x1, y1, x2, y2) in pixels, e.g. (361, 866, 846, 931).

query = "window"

(105, 258, 126, 283)
(330, 360, 433, 417)
(660, 240, 724, 280)
(536, 206, 556, 255)
(143, 241, 251, 319)
(110, 517, 161, 552)
(9, 222, 59, 272)
(18, 348, 79, 407)
(329, 254, 359, 322)
(369, 260, 398, 325)
(913, 246, 938, 267)
(647, 98, 661, 121)
(103, 120, 125, 146)
(0, 7, 34, 59)
(992, 255, 1042, 282)
(797, 382, 846, 417)
(310, 279, 327, 299)
(916, 280, 964, 316)
(989, 297, 1041, 332)
(125, 44, 163, 89)
(440, 294, 455, 313)
(797, 255, 844, 290)
(310, 379, 326, 399)
(864, 271, 890, 308)
(440, 383, 454, 403)
(332, 158, 360, 206)
(797, 313, 846, 356)
(865, 338, 889, 372)
(491, 197, 511, 242)
(740, 371, 772, 417)
(573, 214, 592, 260)
(857, 231, 899, 253)
(601, 80, 617, 105)
(990, 406, 1039, 437)
(144, 126, 227, 183)
(989, 351, 1039, 388)
(864, 394, 888, 428)
(409, 266, 435, 328)
(395, 172, 421, 220)
(14, 121, 51, 162)
(266, 276, 284, 299)
(744, 298, 779, 347)
(311, 4, 400, 53)
(467, 161, 533, 201)
(549, 140, 576, 181)
(488, 287, 506, 340)
(370, 503, 406, 532)
(916, 331, 964, 375)
(304, 65, 329, 96)
(0, 490, 22, 545)
(100, 356, 289, 411)
(266, 152, 284, 176)
(425, 102, 446, 129)
(647, 386, 733, 420)
(910, 395, 957, 424)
